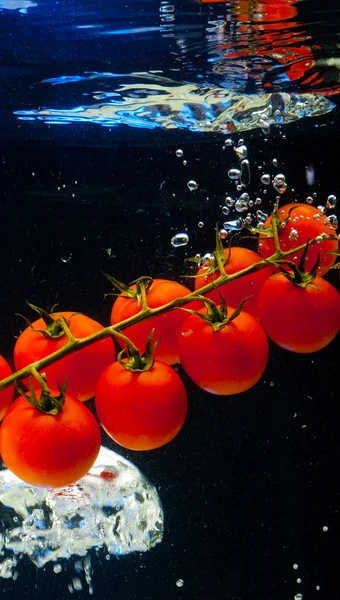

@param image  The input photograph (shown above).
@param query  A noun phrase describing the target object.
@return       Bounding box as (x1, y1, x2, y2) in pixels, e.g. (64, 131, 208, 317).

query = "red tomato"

(0, 355, 15, 422)
(0, 393, 101, 487)
(111, 279, 199, 365)
(258, 203, 338, 275)
(178, 307, 269, 395)
(14, 312, 115, 402)
(257, 273, 340, 353)
(95, 360, 188, 451)
(194, 247, 271, 319)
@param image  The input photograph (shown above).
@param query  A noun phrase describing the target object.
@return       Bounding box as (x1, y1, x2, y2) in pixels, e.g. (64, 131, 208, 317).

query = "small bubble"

(176, 149, 183, 158)
(260, 174, 271, 185)
(176, 579, 184, 588)
(183, 160, 187, 166)
(297, 578, 302, 584)
(234, 144, 247, 160)
(293, 564, 299, 570)
(219, 229, 228, 239)
(187, 180, 198, 192)
(306, 196, 313, 204)
(32, 172, 35, 177)
(225, 138, 233, 147)
(317, 205, 327, 214)
(171, 233, 189, 248)
(272, 158, 278, 167)
(222, 206, 230, 216)
(255, 197, 262, 205)
(198, 221, 204, 229)
(294, 594, 303, 600)
(226, 196, 235, 207)
(316, 585, 320, 591)
(322, 525, 328, 532)
(228, 168, 241, 180)
(235, 197, 249, 213)
(288, 229, 299, 241)
(73, 578, 82, 591)
(256, 210, 268, 223)
(53, 564, 62, 574)
(324, 215, 338, 229)
(326, 194, 337, 209)
(273, 173, 287, 194)
(223, 218, 244, 231)
(236, 184, 243, 191)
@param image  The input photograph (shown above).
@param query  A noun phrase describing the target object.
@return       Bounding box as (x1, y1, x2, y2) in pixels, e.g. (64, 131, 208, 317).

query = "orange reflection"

(200, 0, 324, 88)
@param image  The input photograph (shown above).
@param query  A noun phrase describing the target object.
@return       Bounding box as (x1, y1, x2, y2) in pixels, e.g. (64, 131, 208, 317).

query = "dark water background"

(1, 0, 340, 599)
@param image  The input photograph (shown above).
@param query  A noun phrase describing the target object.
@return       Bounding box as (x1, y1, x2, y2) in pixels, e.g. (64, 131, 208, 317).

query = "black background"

(0, 113, 340, 600)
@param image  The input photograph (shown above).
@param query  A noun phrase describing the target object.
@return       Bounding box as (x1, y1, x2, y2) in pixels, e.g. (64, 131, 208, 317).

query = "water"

(0, 0, 340, 599)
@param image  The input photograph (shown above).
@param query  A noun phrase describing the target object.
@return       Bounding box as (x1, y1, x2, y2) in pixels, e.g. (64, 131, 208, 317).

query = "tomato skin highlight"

(110, 279, 199, 365)
(14, 312, 115, 402)
(258, 203, 338, 276)
(178, 308, 269, 395)
(194, 247, 271, 319)
(95, 360, 188, 451)
(0, 355, 15, 422)
(257, 273, 340, 353)
(0, 394, 101, 487)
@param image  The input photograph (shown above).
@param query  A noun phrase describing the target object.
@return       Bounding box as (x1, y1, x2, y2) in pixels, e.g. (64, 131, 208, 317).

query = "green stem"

(0, 236, 332, 391)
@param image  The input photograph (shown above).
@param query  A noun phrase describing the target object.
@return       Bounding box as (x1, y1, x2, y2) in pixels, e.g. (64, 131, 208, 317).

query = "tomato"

(178, 307, 269, 395)
(194, 247, 271, 319)
(111, 279, 199, 365)
(95, 360, 188, 451)
(0, 355, 15, 422)
(258, 203, 338, 275)
(257, 273, 340, 353)
(0, 393, 101, 487)
(14, 312, 115, 402)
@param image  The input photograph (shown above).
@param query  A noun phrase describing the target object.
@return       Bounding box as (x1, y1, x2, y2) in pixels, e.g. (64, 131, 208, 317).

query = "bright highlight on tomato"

(95, 360, 188, 451)
(0, 355, 14, 422)
(14, 311, 115, 402)
(257, 273, 340, 353)
(258, 203, 338, 275)
(0, 393, 101, 487)
(111, 279, 199, 365)
(178, 307, 269, 395)
(194, 246, 271, 319)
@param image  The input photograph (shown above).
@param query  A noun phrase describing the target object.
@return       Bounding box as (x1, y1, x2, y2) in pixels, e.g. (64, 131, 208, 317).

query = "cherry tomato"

(0, 355, 15, 422)
(194, 247, 271, 319)
(257, 273, 340, 353)
(258, 203, 338, 275)
(0, 393, 101, 487)
(14, 312, 115, 402)
(95, 360, 188, 451)
(111, 279, 199, 365)
(178, 307, 269, 395)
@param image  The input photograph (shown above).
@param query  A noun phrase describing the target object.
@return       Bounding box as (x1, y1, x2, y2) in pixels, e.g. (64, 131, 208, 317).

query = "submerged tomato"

(95, 360, 188, 451)
(258, 203, 338, 275)
(0, 393, 101, 487)
(111, 279, 199, 365)
(178, 307, 269, 395)
(257, 273, 340, 353)
(0, 355, 15, 422)
(194, 247, 271, 319)
(14, 311, 115, 402)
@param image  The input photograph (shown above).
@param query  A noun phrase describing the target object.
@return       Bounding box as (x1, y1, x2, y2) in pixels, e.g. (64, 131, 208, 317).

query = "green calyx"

(20, 375, 66, 415)
(116, 329, 159, 372)
(182, 293, 250, 332)
(269, 241, 320, 288)
(104, 273, 153, 302)
(17, 303, 72, 339)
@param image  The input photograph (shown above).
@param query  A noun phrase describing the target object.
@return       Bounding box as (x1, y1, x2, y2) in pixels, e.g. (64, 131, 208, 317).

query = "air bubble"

(234, 144, 247, 160)
(322, 525, 328, 532)
(187, 180, 198, 192)
(183, 160, 187, 166)
(225, 138, 233, 147)
(198, 221, 204, 229)
(223, 218, 244, 231)
(326, 195, 337, 209)
(226, 197, 235, 207)
(306, 196, 313, 205)
(228, 168, 241, 180)
(171, 233, 189, 247)
(288, 229, 299, 241)
(293, 564, 299, 570)
(255, 198, 262, 205)
(235, 197, 249, 213)
(53, 564, 62, 574)
(294, 594, 303, 600)
(175, 149, 183, 158)
(260, 174, 271, 185)
(219, 229, 228, 239)
(272, 158, 278, 167)
(273, 174, 287, 194)
(176, 579, 184, 588)
(324, 215, 338, 229)
(256, 210, 268, 223)
(222, 206, 230, 216)
(241, 159, 250, 187)
(201, 253, 215, 267)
